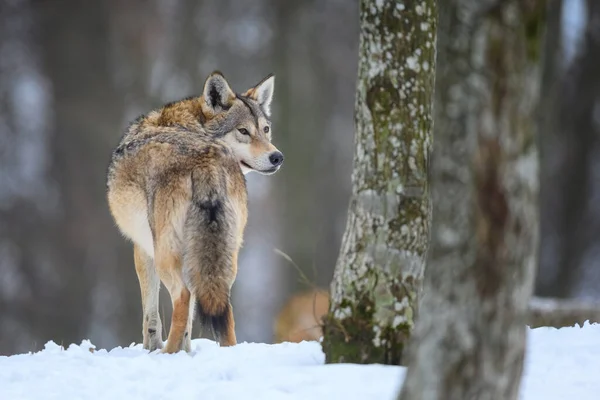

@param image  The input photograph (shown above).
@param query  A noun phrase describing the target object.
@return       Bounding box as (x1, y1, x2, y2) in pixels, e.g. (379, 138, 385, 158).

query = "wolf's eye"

(264, 126, 270, 133)
(238, 128, 250, 136)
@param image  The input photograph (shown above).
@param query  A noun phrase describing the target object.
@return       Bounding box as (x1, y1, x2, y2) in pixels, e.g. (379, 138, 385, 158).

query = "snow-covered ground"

(1, 323, 599, 400)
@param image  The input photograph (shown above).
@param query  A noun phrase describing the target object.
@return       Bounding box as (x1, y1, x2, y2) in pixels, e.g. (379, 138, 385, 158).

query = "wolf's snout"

(269, 151, 284, 167)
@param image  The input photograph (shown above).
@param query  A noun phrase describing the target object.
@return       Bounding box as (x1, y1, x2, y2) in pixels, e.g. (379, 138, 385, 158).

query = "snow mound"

(1, 323, 599, 399)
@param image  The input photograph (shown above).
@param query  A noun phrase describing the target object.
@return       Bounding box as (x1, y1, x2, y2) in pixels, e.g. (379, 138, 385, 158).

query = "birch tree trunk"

(322, 0, 437, 365)
(399, 1, 544, 399)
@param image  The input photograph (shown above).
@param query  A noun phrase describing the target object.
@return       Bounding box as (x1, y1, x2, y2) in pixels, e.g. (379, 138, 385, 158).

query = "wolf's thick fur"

(107, 72, 282, 353)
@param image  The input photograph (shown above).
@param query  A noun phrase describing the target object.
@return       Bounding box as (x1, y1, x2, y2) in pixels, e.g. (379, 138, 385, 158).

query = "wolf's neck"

(155, 97, 205, 131)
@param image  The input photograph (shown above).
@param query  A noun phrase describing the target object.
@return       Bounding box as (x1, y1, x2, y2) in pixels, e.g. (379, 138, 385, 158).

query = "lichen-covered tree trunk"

(399, 1, 543, 399)
(322, 0, 437, 365)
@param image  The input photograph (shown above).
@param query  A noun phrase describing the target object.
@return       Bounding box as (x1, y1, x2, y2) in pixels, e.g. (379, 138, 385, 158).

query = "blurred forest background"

(0, 0, 598, 355)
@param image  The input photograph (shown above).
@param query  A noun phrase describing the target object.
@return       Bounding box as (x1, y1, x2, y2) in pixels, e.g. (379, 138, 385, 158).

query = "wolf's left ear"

(243, 74, 275, 116)
(202, 71, 235, 112)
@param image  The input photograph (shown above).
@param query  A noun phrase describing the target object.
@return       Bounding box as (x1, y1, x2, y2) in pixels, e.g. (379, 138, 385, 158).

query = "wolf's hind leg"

(219, 301, 236, 347)
(134, 244, 163, 351)
(182, 297, 195, 352)
(156, 250, 190, 354)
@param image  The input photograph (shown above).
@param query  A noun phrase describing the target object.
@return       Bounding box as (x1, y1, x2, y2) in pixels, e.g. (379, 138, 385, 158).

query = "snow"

(521, 322, 600, 399)
(1, 323, 599, 399)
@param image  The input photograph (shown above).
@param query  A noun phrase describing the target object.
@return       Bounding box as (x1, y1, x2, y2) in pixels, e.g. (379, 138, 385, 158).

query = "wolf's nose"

(269, 151, 284, 167)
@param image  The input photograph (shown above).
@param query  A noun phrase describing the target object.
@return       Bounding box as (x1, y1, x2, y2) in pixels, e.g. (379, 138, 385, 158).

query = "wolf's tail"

(184, 168, 235, 344)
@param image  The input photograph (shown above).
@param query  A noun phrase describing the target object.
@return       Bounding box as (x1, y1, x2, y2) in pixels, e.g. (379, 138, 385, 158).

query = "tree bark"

(322, 0, 437, 365)
(399, 1, 543, 399)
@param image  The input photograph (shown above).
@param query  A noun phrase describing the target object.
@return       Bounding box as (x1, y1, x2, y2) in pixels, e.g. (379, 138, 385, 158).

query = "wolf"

(106, 71, 283, 353)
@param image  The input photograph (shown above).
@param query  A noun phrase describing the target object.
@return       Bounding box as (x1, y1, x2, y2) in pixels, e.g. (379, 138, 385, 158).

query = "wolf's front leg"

(134, 244, 164, 351)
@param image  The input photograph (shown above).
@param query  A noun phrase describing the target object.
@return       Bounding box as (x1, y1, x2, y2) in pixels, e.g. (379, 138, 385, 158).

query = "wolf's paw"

(159, 347, 181, 355)
(150, 340, 164, 351)
(144, 339, 163, 352)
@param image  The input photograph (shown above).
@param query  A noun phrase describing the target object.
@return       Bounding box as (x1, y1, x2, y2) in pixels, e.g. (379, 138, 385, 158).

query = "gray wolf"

(106, 72, 283, 353)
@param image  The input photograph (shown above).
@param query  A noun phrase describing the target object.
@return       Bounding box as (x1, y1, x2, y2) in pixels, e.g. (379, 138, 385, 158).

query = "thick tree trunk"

(322, 0, 437, 365)
(399, 1, 543, 399)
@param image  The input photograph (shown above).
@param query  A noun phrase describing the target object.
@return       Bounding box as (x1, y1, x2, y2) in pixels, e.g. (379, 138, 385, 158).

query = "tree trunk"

(322, 0, 437, 365)
(536, 0, 568, 298)
(537, 0, 600, 298)
(399, 1, 543, 399)
(39, 0, 127, 348)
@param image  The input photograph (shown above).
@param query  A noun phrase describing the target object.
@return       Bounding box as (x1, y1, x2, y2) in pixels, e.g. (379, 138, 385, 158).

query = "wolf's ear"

(202, 71, 235, 112)
(243, 74, 275, 116)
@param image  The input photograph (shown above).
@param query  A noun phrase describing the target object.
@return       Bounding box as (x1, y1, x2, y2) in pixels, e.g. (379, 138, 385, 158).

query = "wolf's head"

(200, 71, 283, 175)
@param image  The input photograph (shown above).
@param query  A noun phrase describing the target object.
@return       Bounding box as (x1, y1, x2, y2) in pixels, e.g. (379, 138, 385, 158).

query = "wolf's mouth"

(240, 160, 279, 175)
(259, 166, 279, 175)
(240, 161, 254, 170)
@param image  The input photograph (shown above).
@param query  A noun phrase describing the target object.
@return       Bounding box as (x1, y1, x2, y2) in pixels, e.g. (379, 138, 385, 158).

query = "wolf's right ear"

(243, 74, 275, 116)
(202, 71, 235, 113)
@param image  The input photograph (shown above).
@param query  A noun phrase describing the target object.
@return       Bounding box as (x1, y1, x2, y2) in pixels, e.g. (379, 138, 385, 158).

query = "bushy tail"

(196, 298, 233, 343)
(184, 168, 235, 344)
